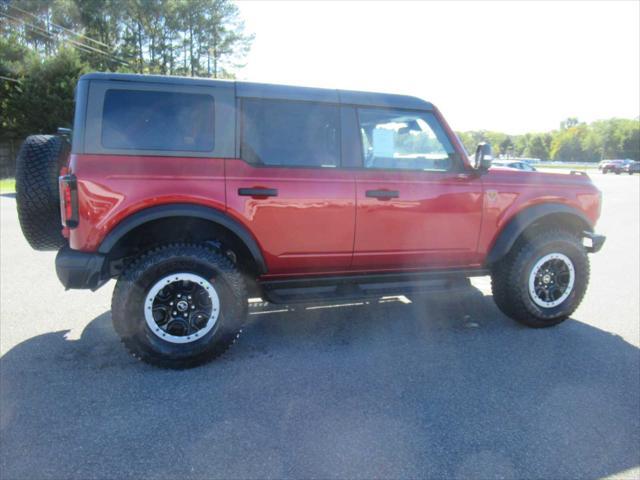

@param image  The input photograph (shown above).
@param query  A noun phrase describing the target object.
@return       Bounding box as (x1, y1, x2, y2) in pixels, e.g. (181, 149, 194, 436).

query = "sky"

(236, 0, 640, 134)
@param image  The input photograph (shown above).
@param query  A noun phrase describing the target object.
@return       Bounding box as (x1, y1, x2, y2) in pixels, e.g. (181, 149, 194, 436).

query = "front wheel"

(491, 230, 589, 327)
(112, 244, 247, 368)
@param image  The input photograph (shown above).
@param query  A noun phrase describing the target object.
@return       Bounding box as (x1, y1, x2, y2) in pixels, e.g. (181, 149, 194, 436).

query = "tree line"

(1, 0, 252, 77)
(1, 0, 252, 140)
(457, 116, 640, 162)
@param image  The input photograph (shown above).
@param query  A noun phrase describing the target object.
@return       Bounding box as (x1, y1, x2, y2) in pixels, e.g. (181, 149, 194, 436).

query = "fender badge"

(486, 190, 498, 202)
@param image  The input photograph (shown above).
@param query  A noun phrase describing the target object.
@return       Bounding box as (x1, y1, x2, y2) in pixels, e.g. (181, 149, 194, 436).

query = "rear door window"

(241, 99, 340, 167)
(102, 90, 214, 152)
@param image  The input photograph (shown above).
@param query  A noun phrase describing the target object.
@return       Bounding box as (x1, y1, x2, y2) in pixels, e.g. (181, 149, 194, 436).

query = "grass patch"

(539, 164, 598, 170)
(0, 178, 16, 193)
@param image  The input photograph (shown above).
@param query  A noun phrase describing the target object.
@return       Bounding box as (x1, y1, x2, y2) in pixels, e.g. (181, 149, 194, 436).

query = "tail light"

(59, 174, 79, 228)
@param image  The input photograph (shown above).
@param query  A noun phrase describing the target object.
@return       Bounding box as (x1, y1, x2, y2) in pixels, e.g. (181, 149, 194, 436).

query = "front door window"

(358, 108, 456, 172)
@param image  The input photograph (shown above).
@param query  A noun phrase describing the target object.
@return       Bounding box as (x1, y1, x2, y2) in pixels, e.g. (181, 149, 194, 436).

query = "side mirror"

(475, 142, 493, 172)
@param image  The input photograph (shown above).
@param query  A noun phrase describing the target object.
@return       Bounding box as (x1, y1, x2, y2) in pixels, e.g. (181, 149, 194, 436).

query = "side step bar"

(260, 269, 488, 305)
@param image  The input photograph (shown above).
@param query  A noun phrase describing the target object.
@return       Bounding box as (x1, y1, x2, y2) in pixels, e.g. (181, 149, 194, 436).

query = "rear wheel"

(112, 244, 247, 368)
(491, 230, 589, 327)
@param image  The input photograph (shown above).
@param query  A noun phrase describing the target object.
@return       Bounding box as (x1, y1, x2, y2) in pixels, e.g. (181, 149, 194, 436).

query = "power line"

(0, 11, 129, 67)
(8, 10, 129, 66)
(1, 12, 100, 59)
(2, 11, 97, 56)
(8, 4, 111, 50)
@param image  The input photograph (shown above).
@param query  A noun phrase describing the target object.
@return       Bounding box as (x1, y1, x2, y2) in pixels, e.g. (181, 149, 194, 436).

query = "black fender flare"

(98, 204, 267, 274)
(485, 203, 594, 266)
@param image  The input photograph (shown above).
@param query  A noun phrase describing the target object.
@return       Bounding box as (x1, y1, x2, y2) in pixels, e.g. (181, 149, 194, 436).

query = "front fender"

(485, 203, 594, 265)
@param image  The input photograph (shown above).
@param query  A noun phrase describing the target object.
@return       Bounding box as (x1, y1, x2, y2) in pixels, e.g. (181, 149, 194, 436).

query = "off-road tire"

(15, 135, 69, 250)
(112, 244, 247, 369)
(491, 229, 589, 328)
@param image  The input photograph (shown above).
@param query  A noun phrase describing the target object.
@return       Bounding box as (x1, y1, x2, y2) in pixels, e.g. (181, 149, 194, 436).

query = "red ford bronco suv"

(15, 73, 605, 368)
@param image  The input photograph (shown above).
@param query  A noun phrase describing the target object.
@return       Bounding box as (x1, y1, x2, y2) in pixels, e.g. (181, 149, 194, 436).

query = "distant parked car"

(598, 160, 615, 171)
(517, 157, 541, 165)
(600, 159, 627, 174)
(492, 160, 537, 171)
(623, 161, 640, 175)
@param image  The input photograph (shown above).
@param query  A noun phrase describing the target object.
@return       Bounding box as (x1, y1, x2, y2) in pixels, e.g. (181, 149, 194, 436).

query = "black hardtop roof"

(80, 72, 434, 111)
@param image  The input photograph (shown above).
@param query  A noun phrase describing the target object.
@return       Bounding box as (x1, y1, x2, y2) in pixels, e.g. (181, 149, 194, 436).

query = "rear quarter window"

(101, 90, 215, 152)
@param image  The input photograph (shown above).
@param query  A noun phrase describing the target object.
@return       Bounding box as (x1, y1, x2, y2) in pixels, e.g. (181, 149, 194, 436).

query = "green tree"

(457, 119, 638, 163)
(71, 0, 128, 70)
(499, 136, 514, 157)
(524, 134, 550, 160)
(620, 121, 640, 159)
(203, 0, 254, 78)
(456, 131, 475, 155)
(1, 0, 253, 77)
(1, 47, 89, 139)
(550, 125, 589, 162)
(513, 133, 530, 157)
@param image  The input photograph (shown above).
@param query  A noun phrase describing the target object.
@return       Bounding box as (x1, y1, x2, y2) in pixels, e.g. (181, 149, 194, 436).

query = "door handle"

(454, 173, 476, 181)
(365, 189, 399, 199)
(238, 188, 278, 197)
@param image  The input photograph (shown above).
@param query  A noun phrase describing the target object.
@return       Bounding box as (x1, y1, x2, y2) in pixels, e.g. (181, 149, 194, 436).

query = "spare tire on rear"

(15, 135, 69, 251)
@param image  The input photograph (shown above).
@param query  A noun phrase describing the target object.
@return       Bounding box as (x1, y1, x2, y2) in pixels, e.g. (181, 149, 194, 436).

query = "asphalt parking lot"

(1, 171, 638, 480)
